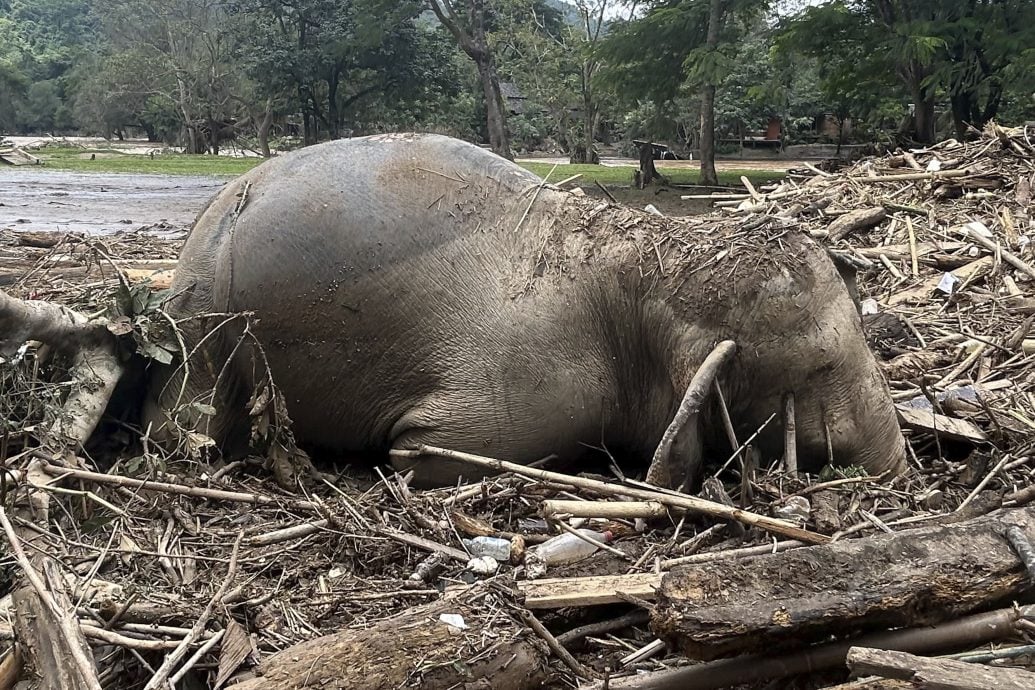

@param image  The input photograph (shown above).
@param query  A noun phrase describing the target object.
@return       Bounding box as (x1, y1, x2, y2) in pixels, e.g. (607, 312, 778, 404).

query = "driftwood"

(592, 604, 1034, 690)
(0, 289, 123, 446)
(652, 506, 1035, 660)
(230, 596, 546, 690)
(846, 646, 1035, 690)
(827, 207, 887, 242)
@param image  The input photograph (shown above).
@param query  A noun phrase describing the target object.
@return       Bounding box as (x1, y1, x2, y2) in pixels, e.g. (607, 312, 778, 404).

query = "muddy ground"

(0, 169, 225, 235)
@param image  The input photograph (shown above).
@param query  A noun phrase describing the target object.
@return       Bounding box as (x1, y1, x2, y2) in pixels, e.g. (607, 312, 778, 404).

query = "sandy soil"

(0, 169, 225, 235)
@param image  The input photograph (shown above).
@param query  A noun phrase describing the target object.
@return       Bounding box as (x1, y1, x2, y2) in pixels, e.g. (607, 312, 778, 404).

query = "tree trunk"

(950, 92, 973, 140)
(257, 97, 273, 158)
(653, 505, 1035, 661)
(700, 84, 718, 186)
(430, 0, 512, 160)
(475, 57, 511, 160)
(636, 141, 659, 188)
(698, 0, 724, 187)
(327, 71, 340, 140)
(910, 79, 936, 144)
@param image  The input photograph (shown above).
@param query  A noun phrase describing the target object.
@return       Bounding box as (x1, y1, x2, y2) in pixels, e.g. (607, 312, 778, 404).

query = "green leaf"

(135, 337, 174, 364)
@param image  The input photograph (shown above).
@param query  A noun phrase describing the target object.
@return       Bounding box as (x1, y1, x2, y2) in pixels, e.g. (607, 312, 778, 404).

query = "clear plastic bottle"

(528, 529, 612, 567)
(462, 536, 512, 561)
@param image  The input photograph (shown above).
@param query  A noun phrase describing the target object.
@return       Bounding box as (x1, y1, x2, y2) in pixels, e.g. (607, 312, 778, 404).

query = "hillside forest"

(2, 0, 1035, 185)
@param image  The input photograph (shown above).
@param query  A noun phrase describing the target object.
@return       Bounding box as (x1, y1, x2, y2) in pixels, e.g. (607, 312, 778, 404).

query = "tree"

(92, 0, 248, 152)
(600, 0, 768, 186)
(428, 0, 513, 159)
(778, 1, 1035, 144)
(0, 17, 28, 131)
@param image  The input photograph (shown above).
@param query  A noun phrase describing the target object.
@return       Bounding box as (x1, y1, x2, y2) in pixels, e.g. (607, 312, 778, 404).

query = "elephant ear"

(825, 248, 871, 314)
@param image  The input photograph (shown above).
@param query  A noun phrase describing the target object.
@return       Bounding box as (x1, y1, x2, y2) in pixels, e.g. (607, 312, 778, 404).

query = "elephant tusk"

(646, 340, 737, 490)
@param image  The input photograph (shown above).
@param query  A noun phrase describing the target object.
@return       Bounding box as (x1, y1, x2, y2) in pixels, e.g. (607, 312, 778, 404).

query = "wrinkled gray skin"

(144, 133, 905, 487)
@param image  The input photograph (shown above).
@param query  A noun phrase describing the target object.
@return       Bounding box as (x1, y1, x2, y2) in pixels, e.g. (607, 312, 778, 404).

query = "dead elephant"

(3, 134, 906, 487)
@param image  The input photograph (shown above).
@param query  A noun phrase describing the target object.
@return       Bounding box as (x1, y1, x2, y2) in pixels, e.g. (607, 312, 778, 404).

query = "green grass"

(14, 147, 785, 187)
(26, 147, 263, 176)
(519, 161, 784, 187)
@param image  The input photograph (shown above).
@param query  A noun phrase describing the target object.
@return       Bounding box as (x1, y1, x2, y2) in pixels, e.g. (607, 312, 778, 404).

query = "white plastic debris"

(774, 496, 811, 522)
(860, 298, 880, 316)
(936, 272, 961, 294)
(962, 220, 993, 238)
(644, 203, 664, 216)
(438, 613, 467, 630)
(925, 158, 942, 172)
(466, 556, 498, 576)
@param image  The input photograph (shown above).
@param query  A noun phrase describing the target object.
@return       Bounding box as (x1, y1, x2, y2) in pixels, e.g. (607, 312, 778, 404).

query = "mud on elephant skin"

(140, 132, 905, 488)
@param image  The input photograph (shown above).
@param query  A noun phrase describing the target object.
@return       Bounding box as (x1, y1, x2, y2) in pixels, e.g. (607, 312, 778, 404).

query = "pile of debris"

(0, 124, 1034, 690)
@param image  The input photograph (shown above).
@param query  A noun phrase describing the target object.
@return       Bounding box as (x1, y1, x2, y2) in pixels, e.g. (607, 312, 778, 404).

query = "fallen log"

(652, 506, 1035, 660)
(827, 207, 887, 242)
(846, 646, 1035, 690)
(591, 604, 1034, 690)
(229, 595, 547, 690)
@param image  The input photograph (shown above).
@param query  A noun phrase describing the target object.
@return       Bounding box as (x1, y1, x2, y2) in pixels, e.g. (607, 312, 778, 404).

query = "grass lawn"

(30, 147, 263, 176)
(22, 147, 785, 187)
(520, 162, 784, 187)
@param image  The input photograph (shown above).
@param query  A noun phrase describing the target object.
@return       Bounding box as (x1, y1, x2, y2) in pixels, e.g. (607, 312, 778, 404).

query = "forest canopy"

(1, 0, 1033, 162)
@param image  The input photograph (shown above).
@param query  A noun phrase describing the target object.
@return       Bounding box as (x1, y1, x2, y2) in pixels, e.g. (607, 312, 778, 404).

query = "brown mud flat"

(0, 169, 224, 235)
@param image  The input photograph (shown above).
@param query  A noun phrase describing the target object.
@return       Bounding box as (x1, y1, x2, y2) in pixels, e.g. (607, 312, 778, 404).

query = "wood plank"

(895, 406, 987, 443)
(846, 646, 1035, 690)
(518, 572, 663, 609)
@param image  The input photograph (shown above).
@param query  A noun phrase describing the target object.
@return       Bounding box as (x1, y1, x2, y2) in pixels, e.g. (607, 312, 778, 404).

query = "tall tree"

(428, 0, 512, 159)
(600, 0, 767, 185)
(779, 0, 1035, 144)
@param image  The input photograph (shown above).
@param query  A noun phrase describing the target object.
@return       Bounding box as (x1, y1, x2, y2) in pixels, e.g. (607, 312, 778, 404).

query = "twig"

(143, 532, 242, 690)
(594, 180, 618, 203)
(513, 164, 558, 234)
(856, 169, 969, 183)
(0, 507, 101, 690)
(556, 610, 650, 647)
(391, 445, 830, 544)
(518, 608, 596, 680)
(659, 539, 803, 568)
(168, 629, 226, 685)
(541, 500, 669, 520)
(956, 454, 1010, 513)
(40, 463, 321, 512)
